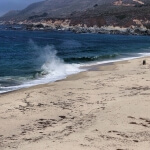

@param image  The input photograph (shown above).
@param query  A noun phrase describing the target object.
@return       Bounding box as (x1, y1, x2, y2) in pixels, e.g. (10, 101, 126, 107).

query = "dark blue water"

(1, 27, 150, 93)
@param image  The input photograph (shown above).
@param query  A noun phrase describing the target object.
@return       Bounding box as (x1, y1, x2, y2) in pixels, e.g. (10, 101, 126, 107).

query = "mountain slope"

(0, 0, 116, 20)
(1, 10, 21, 21)
(1, 0, 150, 32)
(69, 0, 150, 28)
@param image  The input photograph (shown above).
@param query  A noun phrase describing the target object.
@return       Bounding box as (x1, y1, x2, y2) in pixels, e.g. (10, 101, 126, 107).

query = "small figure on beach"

(143, 60, 146, 65)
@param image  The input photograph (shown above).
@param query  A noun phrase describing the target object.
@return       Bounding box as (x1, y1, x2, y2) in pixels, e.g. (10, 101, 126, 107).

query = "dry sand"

(1, 57, 150, 150)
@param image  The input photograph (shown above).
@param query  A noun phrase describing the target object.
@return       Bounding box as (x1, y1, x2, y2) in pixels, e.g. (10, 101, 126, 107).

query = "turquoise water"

(0, 27, 150, 93)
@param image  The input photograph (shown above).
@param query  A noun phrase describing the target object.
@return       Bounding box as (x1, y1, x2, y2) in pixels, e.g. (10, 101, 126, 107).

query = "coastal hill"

(1, 0, 150, 34)
(0, 0, 116, 20)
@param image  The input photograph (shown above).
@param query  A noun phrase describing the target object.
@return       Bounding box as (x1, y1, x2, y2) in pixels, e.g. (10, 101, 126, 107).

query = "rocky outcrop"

(21, 19, 150, 35)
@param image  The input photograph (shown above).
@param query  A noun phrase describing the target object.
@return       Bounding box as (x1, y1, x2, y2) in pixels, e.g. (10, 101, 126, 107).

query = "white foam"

(80, 52, 150, 67)
(138, 52, 150, 57)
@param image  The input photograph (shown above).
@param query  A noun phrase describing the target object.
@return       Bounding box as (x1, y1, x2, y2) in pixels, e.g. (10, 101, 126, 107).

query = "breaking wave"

(64, 54, 118, 63)
(0, 41, 82, 93)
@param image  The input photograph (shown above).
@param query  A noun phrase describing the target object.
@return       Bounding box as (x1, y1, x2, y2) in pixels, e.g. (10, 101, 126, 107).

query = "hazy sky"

(0, 0, 43, 16)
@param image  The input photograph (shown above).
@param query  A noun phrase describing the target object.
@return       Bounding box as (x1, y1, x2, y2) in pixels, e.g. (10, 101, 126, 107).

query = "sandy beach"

(1, 57, 150, 150)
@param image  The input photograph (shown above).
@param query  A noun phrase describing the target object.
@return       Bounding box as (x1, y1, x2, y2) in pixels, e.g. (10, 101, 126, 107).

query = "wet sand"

(1, 57, 150, 150)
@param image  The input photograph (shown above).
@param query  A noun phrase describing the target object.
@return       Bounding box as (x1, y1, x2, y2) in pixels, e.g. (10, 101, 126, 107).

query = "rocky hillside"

(2, 0, 148, 21)
(1, 0, 150, 35)
(0, 0, 115, 21)
(69, 0, 150, 28)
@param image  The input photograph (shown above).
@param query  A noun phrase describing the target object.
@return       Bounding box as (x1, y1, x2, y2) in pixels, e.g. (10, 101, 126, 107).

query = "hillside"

(0, 0, 115, 21)
(1, 0, 150, 21)
(70, 0, 150, 28)
(1, 0, 150, 35)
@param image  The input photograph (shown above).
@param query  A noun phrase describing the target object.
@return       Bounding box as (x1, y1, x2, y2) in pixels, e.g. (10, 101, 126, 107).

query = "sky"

(0, 0, 43, 16)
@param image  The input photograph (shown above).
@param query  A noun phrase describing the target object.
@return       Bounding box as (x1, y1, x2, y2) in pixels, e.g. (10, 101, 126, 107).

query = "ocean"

(0, 26, 150, 93)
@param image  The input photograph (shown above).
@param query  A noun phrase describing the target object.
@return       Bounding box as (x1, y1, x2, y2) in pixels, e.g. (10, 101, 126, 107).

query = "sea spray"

(0, 40, 82, 93)
(29, 40, 81, 79)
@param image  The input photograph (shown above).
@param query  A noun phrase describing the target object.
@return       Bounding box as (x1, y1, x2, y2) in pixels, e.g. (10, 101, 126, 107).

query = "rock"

(143, 60, 146, 65)
(59, 116, 66, 119)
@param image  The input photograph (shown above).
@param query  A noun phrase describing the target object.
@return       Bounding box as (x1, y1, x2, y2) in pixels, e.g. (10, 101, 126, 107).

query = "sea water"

(0, 27, 150, 93)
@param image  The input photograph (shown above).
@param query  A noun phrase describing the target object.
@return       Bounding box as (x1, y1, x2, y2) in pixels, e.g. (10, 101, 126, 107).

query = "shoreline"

(1, 23, 150, 36)
(0, 53, 148, 95)
(1, 56, 150, 149)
